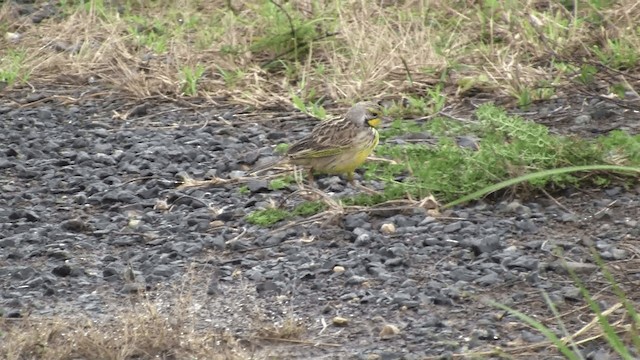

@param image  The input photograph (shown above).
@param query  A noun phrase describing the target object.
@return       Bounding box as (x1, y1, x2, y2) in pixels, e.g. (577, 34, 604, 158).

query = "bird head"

(346, 101, 386, 128)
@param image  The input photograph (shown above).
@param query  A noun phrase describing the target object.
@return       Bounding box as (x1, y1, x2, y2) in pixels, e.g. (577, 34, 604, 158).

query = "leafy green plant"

(127, 15, 170, 53)
(577, 64, 598, 85)
(426, 84, 447, 113)
(274, 143, 290, 154)
(246, 208, 290, 226)
(592, 39, 640, 70)
(269, 177, 292, 190)
(291, 201, 326, 217)
(215, 65, 244, 88)
(516, 87, 533, 108)
(291, 94, 327, 120)
(249, 1, 327, 65)
(0, 50, 29, 87)
(246, 201, 327, 226)
(349, 104, 640, 206)
(181, 64, 206, 96)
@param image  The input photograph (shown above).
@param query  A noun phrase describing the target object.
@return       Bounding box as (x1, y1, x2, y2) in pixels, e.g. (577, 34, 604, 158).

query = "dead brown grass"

(0, 301, 247, 360)
(2, 0, 640, 108)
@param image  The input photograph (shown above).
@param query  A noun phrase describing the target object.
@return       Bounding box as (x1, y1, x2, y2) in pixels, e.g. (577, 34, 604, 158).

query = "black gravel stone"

(52, 264, 72, 277)
(462, 234, 503, 255)
(506, 256, 539, 270)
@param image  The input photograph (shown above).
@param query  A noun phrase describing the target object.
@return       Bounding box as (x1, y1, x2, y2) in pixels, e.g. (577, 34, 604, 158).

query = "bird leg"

(346, 172, 355, 185)
(307, 168, 317, 187)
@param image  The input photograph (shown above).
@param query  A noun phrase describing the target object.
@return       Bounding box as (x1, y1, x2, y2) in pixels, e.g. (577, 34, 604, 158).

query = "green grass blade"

(444, 165, 640, 208)
(541, 292, 585, 359)
(567, 263, 635, 359)
(487, 300, 581, 360)
(588, 249, 640, 352)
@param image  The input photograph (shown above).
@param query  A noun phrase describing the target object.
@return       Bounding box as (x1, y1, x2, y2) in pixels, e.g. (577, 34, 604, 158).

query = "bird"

(252, 101, 385, 185)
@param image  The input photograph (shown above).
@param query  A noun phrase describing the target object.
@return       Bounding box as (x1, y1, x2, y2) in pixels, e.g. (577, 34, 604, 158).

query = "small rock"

(464, 234, 502, 254)
(456, 136, 480, 150)
(256, 280, 279, 295)
(475, 271, 501, 286)
(574, 114, 592, 125)
(521, 330, 546, 343)
(207, 273, 223, 296)
(503, 200, 529, 214)
(344, 212, 369, 231)
(267, 131, 287, 140)
(604, 187, 621, 197)
(346, 275, 367, 285)
(379, 324, 400, 338)
(332, 316, 349, 326)
(333, 266, 345, 273)
(354, 233, 371, 246)
(210, 220, 225, 228)
(5, 32, 21, 43)
(420, 216, 437, 225)
(12, 266, 36, 280)
(515, 219, 538, 233)
(602, 248, 628, 260)
(209, 235, 226, 250)
(380, 223, 396, 235)
(560, 213, 577, 222)
(52, 264, 72, 277)
(0, 238, 16, 247)
(23, 210, 40, 222)
(507, 256, 539, 270)
(392, 292, 412, 305)
(247, 179, 269, 193)
(129, 103, 150, 117)
(60, 219, 89, 232)
(443, 221, 463, 233)
(228, 170, 246, 179)
(152, 264, 174, 277)
(121, 283, 145, 294)
(561, 286, 581, 301)
(585, 349, 612, 360)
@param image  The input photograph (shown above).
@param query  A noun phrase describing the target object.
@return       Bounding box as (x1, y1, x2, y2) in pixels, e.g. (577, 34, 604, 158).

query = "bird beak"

(367, 117, 383, 128)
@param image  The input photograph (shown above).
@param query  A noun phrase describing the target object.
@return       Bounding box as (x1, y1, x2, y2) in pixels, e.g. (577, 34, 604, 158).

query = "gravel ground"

(2, 84, 640, 359)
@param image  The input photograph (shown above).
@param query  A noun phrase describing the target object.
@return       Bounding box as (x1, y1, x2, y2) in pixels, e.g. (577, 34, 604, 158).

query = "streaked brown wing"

(287, 120, 358, 159)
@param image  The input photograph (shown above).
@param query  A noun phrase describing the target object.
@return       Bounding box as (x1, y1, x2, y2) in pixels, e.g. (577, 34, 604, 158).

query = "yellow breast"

(330, 129, 379, 174)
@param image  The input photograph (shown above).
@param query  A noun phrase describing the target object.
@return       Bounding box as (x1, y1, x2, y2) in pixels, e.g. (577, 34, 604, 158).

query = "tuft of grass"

(246, 201, 327, 226)
(0, 50, 29, 87)
(269, 176, 292, 190)
(592, 38, 640, 70)
(292, 200, 326, 217)
(0, 302, 246, 360)
(215, 65, 245, 88)
(181, 64, 206, 96)
(255, 316, 306, 340)
(291, 94, 327, 120)
(246, 208, 290, 226)
(274, 143, 290, 154)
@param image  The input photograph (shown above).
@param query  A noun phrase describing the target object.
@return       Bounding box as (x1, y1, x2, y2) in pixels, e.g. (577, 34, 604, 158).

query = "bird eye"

(368, 108, 380, 117)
